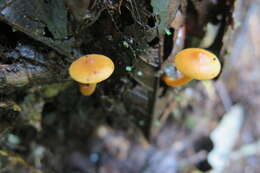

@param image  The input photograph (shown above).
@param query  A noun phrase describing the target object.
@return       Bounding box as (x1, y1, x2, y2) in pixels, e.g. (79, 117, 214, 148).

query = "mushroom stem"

(79, 83, 97, 96)
(163, 75, 193, 87)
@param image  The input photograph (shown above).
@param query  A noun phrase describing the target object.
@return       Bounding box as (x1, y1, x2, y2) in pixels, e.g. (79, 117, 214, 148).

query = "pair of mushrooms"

(69, 48, 221, 96)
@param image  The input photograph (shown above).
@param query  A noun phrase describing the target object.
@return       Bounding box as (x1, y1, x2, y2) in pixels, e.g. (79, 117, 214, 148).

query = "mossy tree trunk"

(0, 0, 235, 138)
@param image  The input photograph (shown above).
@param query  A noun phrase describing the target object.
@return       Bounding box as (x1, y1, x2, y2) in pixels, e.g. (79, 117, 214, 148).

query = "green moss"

(41, 82, 70, 98)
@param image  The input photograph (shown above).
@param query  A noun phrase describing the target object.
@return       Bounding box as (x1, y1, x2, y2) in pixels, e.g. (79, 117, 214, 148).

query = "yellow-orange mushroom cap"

(163, 48, 221, 87)
(69, 54, 114, 95)
(69, 54, 115, 84)
(175, 48, 221, 80)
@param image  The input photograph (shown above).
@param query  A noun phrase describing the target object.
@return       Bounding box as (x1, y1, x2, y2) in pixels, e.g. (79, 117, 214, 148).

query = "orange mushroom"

(163, 48, 221, 87)
(69, 54, 114, 96)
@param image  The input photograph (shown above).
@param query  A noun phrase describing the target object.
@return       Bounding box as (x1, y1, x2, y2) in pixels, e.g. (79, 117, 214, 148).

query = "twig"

(215, 79, 232, 111)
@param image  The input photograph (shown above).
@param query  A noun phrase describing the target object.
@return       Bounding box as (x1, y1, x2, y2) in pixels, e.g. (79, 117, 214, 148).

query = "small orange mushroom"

(69, 54, 114, 96)
(163, 48, 221, 87)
